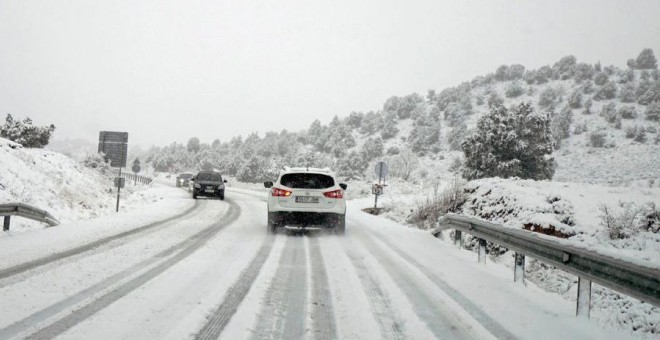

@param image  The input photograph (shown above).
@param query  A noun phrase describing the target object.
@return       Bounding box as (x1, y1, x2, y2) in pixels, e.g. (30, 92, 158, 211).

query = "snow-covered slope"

(0, 138, 157, 232)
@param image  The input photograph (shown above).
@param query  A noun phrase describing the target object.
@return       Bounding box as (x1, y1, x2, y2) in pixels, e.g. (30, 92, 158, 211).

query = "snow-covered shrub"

(594, 72, 609, 86)
(619, 83, 637, 103)
(646, 101, 660, 121)
(573, 122, 588, 135)
(346, 112, 364, 128)
(594, 81, 617, 100)
(408, 113, 441, 155)
(568, 90, 582, 108)
(551, 106, 573, 142)
(448, 122, 468, 151)
(0, 114, 56, 148)
(600, 102, 618, 123)
(580, 81, 594, 94)
(618, 105, 638, 119)
(408, 177, 467, 230)
(386, 148, 419, 181)
(598, 202, 657, 239)
(635, 127, 647, 143)
(538, 87, 561, 109)
(380, 112, 399, 140)
(505, 81, 524, 98)
(449, 156, 463, 173)
(523, 70, 536, 84)
(462, 102, 556, 180)
(617, 69, 635, 84)
(386, 146, 399, 155)
(495, 65, 509, 81)
(359, 111, 383, 135)
(507, 64, 525, 80)
(589, 130, 607, 147)
(583, 98, 593, 114)
(82, 153, 112, 175)
(487, 92, 504, 109)
(572, 62, 595, 83)
(635, 48, 658, 70)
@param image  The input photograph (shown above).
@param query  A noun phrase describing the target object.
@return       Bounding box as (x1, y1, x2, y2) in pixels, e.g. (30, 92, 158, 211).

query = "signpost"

(132, 159, 141, 185)
(98, 131, 128, 212)
(372, 161, 389, 211)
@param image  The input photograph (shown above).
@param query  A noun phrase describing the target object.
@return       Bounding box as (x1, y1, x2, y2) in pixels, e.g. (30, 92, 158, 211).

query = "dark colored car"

(191, 171, 227, 200)
(176, 173, 193, 188)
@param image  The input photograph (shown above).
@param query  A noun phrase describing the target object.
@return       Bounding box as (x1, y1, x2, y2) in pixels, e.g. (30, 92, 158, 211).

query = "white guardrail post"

(436, 213, 660, 318)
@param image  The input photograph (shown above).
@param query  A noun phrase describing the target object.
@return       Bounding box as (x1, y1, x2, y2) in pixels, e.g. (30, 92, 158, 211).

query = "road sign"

(114, 177, 125, 189)
(132, 164, 141, 173)
(374, 161, 389, 179)
(99, 131, 128, 143)
(98, 131, 128, 167)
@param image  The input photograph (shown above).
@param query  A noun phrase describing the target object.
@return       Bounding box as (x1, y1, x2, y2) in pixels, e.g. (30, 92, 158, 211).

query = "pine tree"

(0, 114, 56, 148)
(462, 102, 556, 180)
(635, 48, 658, 70)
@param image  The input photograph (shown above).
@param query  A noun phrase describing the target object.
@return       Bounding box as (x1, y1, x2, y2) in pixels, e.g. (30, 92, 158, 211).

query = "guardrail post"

(478, 238, 487, 264)
(514, 253, 525, 284)
(454, 230, 462, 248)
(576, 277, 592, 318)
(3, 216, 9, 231)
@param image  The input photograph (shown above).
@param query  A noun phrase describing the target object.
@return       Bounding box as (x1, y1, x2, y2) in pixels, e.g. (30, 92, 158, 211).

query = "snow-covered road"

(0, 185, 634, 339)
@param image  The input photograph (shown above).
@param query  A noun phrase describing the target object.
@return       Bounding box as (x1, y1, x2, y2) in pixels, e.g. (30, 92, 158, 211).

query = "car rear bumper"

(268, 211, 343, 228)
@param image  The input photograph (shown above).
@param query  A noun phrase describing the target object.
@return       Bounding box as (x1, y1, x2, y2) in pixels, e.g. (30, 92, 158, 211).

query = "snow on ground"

(363, 177, 659, 336)
(0, 138, 164, 233)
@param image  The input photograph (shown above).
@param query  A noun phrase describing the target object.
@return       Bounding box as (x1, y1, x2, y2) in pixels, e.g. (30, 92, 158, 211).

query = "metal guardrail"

(0, 203, 60, 231)
(436, 213, 660, 317)
(113, 170, 153, 186)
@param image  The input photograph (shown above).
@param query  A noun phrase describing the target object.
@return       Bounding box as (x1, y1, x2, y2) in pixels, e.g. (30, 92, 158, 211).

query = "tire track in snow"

(341, 239, 405, 340)
(0, 199, 202, 284)
(194, 233, 275, 340)
(351, 227, 490, 340)
(307, 236, 337, 340)
(371, 232, 517, 340)
(252, 236, 308, 340)
(1, 199, 240, 340)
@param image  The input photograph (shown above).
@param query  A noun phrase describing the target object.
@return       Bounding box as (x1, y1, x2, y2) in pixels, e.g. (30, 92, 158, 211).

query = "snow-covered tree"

(646, 101, 660, 121)
(620, 83, 637, 103)
(505, 81, 524, 98)
(568, 90, 582, 108)
(594, 81, 617, 100)
(408, 113, 441, 154)
(600, 102, 618, 123)
(619, 106, 638, 119)
(551, 106, 574, 145)
(594, 72, 609, 86)
(538, 87, 561, 109)
(335, 150, 368, 180)
(462, 102, 556, 180)
(361, 137, 384, 161)
(635, 48, 658, 70)
(186, 137, 201, 153)
(0, 114, 56, 148)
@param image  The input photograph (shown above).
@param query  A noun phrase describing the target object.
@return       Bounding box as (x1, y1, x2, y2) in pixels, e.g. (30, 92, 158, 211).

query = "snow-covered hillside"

(0, 138, 158, 233)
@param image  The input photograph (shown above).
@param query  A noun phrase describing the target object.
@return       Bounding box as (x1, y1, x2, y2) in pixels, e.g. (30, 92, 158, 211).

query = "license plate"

(295, 196, 319, 203)
(205, 189, 215, 193)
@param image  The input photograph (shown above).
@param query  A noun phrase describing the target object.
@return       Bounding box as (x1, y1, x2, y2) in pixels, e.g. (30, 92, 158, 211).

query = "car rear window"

(180, 174, 193, 178)
(197, 172, 222, 181)
(280, 173, 334, 189)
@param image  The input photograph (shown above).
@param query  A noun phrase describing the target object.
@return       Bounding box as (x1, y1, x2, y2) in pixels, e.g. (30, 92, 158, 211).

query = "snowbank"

(0, 138, 160, 232)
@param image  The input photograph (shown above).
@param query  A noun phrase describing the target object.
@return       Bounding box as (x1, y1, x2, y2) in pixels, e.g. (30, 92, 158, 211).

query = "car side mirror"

(223, 179, 228, 183)
(339, 183, 347, 190)
(191, 177, 196, 181)
(264, 181, 273, 188)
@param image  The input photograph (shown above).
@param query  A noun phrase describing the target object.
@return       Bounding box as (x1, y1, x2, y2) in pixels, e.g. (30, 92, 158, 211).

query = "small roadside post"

(98, 131, 128, 212)
(372, 161, 389, 213)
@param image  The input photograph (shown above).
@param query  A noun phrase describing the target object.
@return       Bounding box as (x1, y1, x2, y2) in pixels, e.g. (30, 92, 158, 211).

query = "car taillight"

(323, 189, 343, 199)
(271, 187, 292, 197)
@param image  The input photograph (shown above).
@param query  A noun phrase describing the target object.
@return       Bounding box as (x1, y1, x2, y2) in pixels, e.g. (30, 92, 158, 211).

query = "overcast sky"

(1, 0, 659, 148)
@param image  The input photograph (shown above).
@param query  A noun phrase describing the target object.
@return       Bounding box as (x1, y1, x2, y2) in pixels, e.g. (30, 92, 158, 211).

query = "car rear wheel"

(334, 215, 346, 235)
(192, 192, 197, 199)
(267, 213, 277, 234)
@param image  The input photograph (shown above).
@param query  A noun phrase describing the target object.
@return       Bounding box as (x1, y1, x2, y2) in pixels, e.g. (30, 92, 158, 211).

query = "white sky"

(1, 0, 659, 147)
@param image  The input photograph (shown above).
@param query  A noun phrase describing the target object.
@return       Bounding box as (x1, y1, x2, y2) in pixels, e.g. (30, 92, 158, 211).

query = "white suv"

(264, 167, 347, 234)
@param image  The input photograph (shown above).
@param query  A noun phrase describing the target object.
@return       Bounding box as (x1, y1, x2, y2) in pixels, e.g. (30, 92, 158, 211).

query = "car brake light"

(323, 189, 343, 199)
(271, 187, 292, 197)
